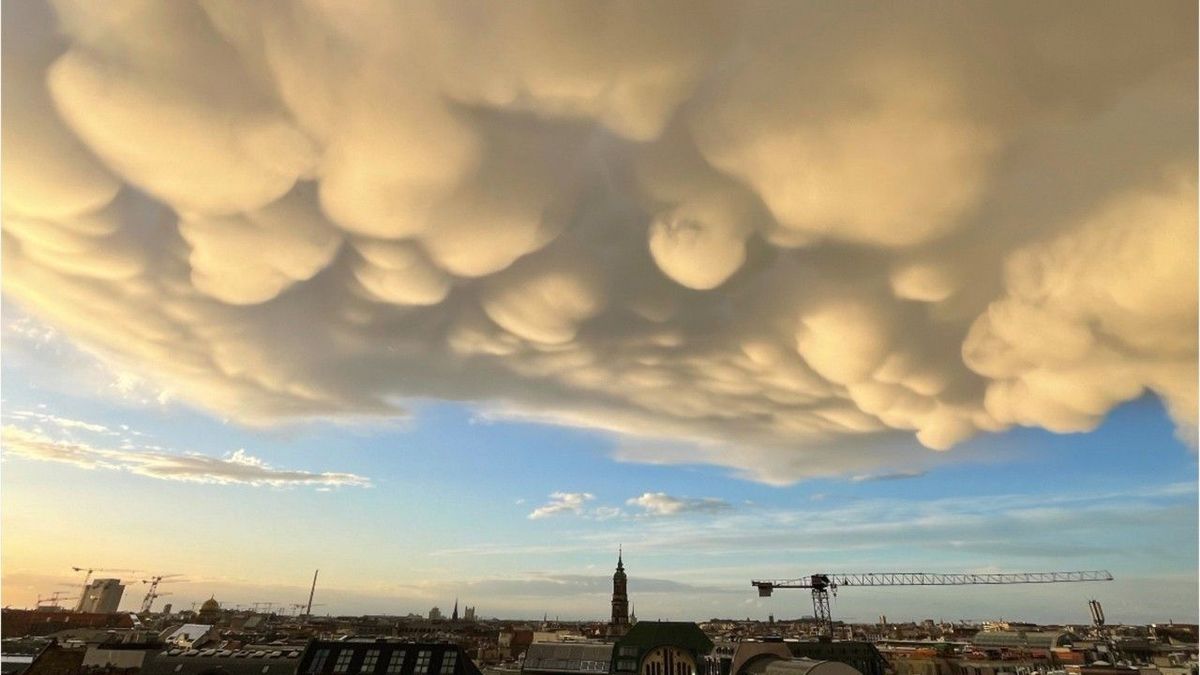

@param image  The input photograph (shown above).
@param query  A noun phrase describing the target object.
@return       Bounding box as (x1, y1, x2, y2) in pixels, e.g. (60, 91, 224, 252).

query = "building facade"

(611, 621, 713, 675)
(77, 578, 125, 614)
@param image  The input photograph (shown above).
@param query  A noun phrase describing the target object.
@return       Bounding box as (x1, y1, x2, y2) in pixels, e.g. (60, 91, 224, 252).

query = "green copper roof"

(616, 621, 714, 655)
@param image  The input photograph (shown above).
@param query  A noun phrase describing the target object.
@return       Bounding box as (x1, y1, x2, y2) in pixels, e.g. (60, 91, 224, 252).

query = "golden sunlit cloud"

(2, 0, 1195, 483)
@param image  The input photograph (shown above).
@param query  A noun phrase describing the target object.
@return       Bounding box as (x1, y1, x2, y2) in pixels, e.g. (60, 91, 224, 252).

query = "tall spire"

(611, 547, 629, 629)
(452, 598, 459, 622)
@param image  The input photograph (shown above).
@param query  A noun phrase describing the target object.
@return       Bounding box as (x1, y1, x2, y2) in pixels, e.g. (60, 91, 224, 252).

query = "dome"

(200, 597, 220, 612)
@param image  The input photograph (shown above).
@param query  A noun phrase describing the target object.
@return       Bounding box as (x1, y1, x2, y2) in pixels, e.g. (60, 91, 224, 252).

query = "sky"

(1, 0, 1197, 624)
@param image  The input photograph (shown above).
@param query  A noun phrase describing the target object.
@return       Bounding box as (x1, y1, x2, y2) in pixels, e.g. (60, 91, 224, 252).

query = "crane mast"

(139, 574, 186, 613)
(752, 570, 1114, 637)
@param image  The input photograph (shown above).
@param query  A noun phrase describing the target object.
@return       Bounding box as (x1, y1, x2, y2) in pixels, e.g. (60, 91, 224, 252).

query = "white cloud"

(528, 492, 595, 520)
(1, 1, 1194, 483)
(591, 506, 624, 521)
(1, 425, 371, 489)
(626, 492, 733, 517)
(850, 470, 928, 483)
(442, 482, 1199, 567)
(5, 409, 117, 436)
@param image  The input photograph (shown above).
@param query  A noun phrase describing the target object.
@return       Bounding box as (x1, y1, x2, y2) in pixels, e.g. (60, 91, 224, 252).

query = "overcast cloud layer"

(3, 1, 1196, 482)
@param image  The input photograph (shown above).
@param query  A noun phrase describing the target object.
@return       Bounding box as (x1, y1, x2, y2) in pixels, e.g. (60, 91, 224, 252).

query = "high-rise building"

(76, 579, 125, 613)
(611, 549, 629, 628)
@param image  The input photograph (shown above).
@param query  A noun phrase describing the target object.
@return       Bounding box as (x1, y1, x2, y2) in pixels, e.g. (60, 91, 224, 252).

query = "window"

(415, 651, 432, 674)
(310, 650, 332, 674)
(619, 648, 638, 657)
(441, 651, 457, 675)
(334, 651, 354, 674)
(387, 651, 407, 675)
(642, 647, 693, 675)
(363, 650, 381, 673)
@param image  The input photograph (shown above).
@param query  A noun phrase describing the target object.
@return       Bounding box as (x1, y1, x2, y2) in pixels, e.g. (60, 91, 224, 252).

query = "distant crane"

(37, 592, 77, 609)
(138, 574, 187, 613)
(752, 570, 1114, 637)
(1089, 599, 1106, 628)
(72, 567, 141, 587)
(305, 570, 319, 617)
(288, 603, 325, 616)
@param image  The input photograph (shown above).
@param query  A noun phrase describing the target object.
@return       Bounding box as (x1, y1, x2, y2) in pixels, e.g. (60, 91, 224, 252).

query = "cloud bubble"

(2, 0, 1195, 483)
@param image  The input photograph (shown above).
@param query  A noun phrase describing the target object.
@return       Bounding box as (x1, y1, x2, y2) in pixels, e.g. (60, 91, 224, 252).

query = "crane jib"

(751, 570, 1114, 588)
(749, 570, 1115, 638)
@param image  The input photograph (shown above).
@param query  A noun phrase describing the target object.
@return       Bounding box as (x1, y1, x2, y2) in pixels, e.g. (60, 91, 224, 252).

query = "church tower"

(611, 548, 629, 628)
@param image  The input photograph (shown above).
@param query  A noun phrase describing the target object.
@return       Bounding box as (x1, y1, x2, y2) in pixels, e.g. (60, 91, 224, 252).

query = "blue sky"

(2, 307, 1195, 623)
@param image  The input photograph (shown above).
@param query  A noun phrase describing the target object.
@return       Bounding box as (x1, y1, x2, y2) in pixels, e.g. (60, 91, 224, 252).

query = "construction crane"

(305, 570, 319, 617)
(71, 567, 141, 612)
(1089, 599, 1105, 628)
(288, 603, 325, 616)
(138, 574, 187, 613)
(36, 592, 77, 609)
(751, 571, 1114, 637)
(72, 567, 141, 587)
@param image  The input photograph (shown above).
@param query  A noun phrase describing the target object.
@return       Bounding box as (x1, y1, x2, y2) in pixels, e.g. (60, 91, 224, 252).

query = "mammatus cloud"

(626, 492, 732, 517)
(528, 492, 595, 519)
(2, 1, 1195, 483)
(0, 426, 372, 489)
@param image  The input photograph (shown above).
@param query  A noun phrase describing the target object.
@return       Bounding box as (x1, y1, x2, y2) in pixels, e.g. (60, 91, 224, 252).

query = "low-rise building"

(162, 624, 218, 649)
(142, 646, 303, 675)
(1, 609, 136, 638)
(521, 642, 612, 675)
(81, 640, 164, 672)
(297, 640, 481, 675)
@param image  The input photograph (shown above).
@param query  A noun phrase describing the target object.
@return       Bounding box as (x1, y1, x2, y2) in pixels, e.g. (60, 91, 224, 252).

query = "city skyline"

(2, 1, 1197, 626)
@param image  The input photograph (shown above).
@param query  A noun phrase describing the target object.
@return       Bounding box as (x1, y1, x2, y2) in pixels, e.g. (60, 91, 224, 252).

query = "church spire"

(611, 547, 629, 629)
